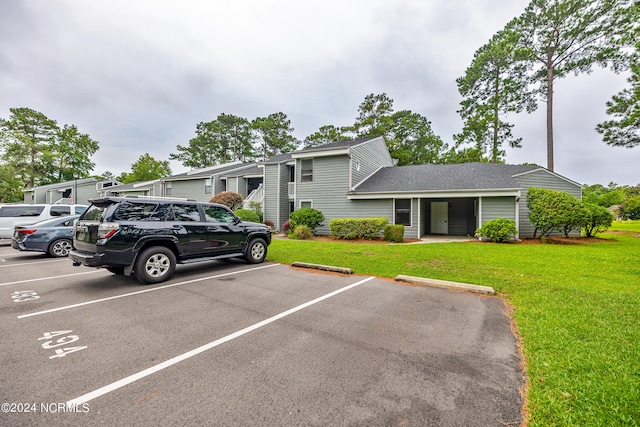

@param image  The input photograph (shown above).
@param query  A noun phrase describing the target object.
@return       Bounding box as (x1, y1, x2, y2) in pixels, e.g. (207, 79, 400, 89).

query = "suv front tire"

(245, 238, 267, 264)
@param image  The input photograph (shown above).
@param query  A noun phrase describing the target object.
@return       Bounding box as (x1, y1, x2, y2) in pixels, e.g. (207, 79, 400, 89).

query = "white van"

(0, 204, 88, 239)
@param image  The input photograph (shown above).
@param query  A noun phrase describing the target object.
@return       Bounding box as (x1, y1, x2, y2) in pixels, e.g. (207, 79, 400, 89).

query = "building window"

(301, 159, 313, 182)
(204, 178, 212, 194)
(300, 200, 313, 209)
(395, 199, 411, 226)
(165, 182, 172, 196)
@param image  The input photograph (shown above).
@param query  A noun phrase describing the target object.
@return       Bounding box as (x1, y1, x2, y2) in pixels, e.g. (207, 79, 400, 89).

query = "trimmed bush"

(476, 218, 517, 242)
(289, 224, 313, 240)
(210, 191, 243, 210)
(527, 187, 582, 238)
(582, 203, 613, 237)
(384, 224, 404, 242)
(282, 220, 291, 233)
(289, 208, 324, 233)
(329, 217, 388, 239)
(233, 209, 261, 223)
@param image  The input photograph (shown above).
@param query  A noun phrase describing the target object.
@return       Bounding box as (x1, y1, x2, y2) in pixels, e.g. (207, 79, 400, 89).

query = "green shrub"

(582, 203, 613, 237)
(527, 187, 582, 238)
(383, 224, 404, 242)
(210, 191, 243, 210)
(233, 209, 261, 223)
(289, 208, 324, 233)
(289, 224, 313, 240)
(329, 217, 388, 239)
(476, 218, 517, 242)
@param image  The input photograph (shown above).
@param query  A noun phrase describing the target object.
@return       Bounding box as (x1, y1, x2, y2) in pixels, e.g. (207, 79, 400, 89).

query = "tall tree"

(0, 164, 24, 203)
(117, 153, 171, 184)
(596, 36, 640, 147)
(171, 120, 223, 169)
(456, 28, 536, 163)
(344, 93, 394, 138)
(215, 113, 256, 162)
(386, 110, 447, 165)
(49, 124, 99, 182)
(514, 0, 634, 170)
(303, 125, 349, 148)
(0, 107, 58, 187)
(252, 112, 299, 159)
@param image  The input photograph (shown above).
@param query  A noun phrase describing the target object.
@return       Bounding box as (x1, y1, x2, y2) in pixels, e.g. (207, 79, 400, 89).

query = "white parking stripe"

(0, 270, 104, 287)
(0, 258, 69, 268)
(66, 276, 376, 406)
(17, 263, 281, 319)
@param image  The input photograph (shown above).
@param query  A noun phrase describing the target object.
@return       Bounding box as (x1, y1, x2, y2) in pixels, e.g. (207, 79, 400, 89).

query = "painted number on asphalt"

(38, 331, 87, 359)
(11, 290, 40, 302)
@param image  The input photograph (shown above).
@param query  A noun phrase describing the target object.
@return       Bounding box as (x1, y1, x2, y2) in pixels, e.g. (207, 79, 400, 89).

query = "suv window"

(171, 204, 201, 222)
(203, 205, 236, 223)
(0, 206, 45, 217)
(82, 204, 107, 221)
(50, 206, 71, 217)
(112, 201, 166, 221)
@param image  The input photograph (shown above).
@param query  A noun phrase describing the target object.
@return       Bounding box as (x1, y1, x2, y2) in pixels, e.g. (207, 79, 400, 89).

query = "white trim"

(350, 166, 385, 191)
(348, 189, 520, 199)
(292, 148, 349, 159)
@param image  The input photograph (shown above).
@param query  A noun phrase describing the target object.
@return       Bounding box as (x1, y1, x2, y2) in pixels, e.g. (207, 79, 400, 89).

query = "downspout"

(478, 197, 483, 237)
(515, 191, 520, 240)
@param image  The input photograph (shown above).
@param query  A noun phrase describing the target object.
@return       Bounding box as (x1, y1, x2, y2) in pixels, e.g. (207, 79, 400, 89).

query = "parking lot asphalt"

(0, 241, 524, 426)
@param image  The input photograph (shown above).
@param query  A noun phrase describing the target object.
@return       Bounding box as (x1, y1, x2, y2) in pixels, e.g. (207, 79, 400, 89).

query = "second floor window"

(301, 159, 313, 182)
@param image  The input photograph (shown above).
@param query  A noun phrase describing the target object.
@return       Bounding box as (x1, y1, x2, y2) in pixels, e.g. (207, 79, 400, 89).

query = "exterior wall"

(262, 164, 289, 230)
(296, 155, 394, 235)
(480, 196, 517, 225)
(227, 177, 239, 194)
(350, 137, 394, 188)
(167, 179, 211, 202)
(514, 169, 582, 237)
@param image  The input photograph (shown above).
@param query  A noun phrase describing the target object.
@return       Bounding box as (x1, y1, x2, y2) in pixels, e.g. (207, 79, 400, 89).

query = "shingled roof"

(351, 163, 540, 193)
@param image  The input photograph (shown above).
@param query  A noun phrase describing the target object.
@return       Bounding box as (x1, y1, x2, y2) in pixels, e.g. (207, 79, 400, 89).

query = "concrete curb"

(394, 275, 495, 295)
(291, 262, 353, 275)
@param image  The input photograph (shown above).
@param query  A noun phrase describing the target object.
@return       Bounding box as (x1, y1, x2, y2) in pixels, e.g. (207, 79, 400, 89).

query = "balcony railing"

(288, 182, 295, 199)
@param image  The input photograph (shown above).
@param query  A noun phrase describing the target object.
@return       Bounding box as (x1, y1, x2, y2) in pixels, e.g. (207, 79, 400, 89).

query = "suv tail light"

(98, 222, 120, 239)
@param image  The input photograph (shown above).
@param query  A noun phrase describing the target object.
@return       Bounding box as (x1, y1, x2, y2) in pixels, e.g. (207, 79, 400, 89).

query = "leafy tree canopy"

(117, 153, 171, 184)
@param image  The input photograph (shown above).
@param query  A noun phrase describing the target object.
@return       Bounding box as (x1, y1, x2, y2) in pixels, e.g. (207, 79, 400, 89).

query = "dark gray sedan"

(11, 215, 80, 257)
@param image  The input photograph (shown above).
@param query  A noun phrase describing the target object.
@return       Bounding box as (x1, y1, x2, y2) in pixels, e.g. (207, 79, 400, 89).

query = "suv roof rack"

(121, 195, 197, 202)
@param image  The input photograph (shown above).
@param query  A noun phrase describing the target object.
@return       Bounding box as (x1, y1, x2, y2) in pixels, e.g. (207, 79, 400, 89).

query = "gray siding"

(168, 179, 210, 202)
(514, 169, 582, 237)
(350, 137, 394, 187)
(296, 155, 392, 235)
(481, 197, 516, 225)
(263, 164, 280, 229)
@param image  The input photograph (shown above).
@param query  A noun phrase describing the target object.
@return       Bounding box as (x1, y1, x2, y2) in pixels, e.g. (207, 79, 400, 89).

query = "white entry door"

(430, 202, 448, 234)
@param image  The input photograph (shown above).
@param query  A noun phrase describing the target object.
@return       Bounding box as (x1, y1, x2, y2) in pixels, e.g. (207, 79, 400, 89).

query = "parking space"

(0, 242, 523, 426)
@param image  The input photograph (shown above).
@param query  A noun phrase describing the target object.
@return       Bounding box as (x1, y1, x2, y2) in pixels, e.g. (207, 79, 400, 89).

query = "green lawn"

(266, 222, 640, 426)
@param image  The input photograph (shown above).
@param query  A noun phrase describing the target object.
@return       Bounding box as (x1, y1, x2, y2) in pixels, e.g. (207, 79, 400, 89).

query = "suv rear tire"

(245, 238, 267, 264)
(134, 246, 176, 284)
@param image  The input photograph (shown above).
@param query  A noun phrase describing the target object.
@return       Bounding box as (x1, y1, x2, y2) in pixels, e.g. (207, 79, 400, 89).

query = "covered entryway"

(421, 198, 477, 237)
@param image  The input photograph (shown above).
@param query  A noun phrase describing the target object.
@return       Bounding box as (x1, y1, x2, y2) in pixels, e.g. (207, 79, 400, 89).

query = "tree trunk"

(546, 65, 554, 171)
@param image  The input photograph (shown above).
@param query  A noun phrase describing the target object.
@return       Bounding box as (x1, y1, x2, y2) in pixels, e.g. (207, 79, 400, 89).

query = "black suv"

(69, 196, 271, 284)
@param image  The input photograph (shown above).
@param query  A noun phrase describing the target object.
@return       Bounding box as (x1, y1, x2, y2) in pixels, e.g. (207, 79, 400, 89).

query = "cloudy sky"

(1, 0, 637, 186)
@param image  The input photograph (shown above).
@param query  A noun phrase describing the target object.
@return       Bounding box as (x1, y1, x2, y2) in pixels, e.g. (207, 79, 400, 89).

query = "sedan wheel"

(49, 239, 73, 257)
